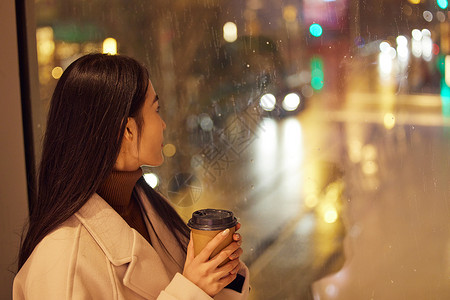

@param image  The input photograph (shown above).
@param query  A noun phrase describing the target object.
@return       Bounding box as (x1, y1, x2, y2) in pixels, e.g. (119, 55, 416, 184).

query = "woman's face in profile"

(135, 81, 167, 167)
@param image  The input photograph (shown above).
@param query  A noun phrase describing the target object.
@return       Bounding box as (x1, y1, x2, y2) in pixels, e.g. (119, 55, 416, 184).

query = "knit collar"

(97, 168, 143, 208)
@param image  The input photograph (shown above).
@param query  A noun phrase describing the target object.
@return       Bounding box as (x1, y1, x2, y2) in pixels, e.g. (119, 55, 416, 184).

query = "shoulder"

(14, 215, 115, 299)
(21, 215, 84, 272)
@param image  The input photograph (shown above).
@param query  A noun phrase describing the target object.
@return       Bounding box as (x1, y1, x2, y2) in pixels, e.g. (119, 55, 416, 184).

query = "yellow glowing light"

(362, 144, 377, 161)
(163, 143, 177, 157)
(51, 67, 64, 79)
(223, 22, 238, 43)
(283, 6, 298, 23)
(348, 139, 362, 163)
(362, 161, 378, 175)
(103, 37, 117, 55)
(304, 180, 319, 196)
(36, 27, 55, 64)
(38, 40, 55, 57)
(304, 195, 319, 208)
(324, 208, 338, 224)
(384, 113, 396, 129)
(325, 183, 341, 202)
(407, 0, 421, 4)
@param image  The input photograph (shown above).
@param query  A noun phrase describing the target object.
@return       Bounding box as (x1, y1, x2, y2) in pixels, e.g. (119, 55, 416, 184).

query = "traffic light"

(310, 56, 324, 90)
(437, 0, 448, 9)
(309, 23, 323, 37)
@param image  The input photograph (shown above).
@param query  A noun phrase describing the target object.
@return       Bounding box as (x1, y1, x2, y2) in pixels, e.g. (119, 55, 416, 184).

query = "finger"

(220, 240, 241, 256)
(235, 223, 241, 231)
(197, 228, 231, 261)
(186, 232, 195, 262)
(232, 233, 241, 242)
(209, 242, 240, 267)
(215, 258, 240, 279)
(229, 260, 241, 275)
(229, 248, 243, 260)
(218, 269, 238, 286)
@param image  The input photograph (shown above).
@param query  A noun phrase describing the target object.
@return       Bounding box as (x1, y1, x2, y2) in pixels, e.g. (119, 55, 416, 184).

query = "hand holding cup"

(182, 209, 243, 297)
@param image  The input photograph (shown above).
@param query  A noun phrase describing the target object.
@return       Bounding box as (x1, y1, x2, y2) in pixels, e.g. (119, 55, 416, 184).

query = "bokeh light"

(437, 0, 448, 9)
(422, 11, 433, 22)
(51, 66, 63, 79)
(143, 173, 159, 188)
(412, 29, 422, 41)
(282, 93, 301, 111)
(283, 5, 297, 22)
(198, 113, 213, 131)
(383, 113, 396, 129)
(102, 37, 117, 54)
(324, 207, 338, 223)
(260, 93, 276, 111)
(163, 143, 177, 157)
(309, 23, 323, 37)
(223, 22, 238, 42)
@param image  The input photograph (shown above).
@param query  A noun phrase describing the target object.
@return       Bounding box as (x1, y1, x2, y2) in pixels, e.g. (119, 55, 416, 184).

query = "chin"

(141, 158, 164, 168)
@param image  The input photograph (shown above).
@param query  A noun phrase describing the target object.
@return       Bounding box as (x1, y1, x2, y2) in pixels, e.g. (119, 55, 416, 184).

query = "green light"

(311, 77, 324, 90)
(309, 24, 323, 37)
(310, 56, 324, 90)
(437, 0, 448, 9)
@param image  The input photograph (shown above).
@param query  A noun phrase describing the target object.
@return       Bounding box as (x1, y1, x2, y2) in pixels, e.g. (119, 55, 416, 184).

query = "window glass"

(32, 0, 449, 298)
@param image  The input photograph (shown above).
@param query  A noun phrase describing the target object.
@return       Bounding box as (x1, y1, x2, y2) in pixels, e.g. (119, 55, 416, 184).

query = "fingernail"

(237, 240, 242, 246)
(222, 229, 230, 236)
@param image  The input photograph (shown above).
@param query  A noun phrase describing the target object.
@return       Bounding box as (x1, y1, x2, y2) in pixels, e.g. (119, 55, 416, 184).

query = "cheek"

(143, 130, 161, 155)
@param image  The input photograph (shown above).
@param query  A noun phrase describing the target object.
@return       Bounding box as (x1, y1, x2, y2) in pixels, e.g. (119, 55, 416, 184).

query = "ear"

(123, 117, 138, 142)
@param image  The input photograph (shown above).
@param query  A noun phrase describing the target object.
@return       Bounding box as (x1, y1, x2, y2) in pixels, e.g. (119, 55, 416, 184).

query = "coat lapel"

(75, 193, 171, 299)
(136, 188, 187, 277)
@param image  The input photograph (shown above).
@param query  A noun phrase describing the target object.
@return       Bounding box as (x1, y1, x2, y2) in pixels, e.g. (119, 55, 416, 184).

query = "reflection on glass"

(253, 118, 277, 178)
(30, 0, 450, 298)
(281, 118, 303, 171)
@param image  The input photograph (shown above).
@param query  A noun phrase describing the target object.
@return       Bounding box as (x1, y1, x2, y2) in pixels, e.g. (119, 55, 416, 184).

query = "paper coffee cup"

(188, 209, 238, 267)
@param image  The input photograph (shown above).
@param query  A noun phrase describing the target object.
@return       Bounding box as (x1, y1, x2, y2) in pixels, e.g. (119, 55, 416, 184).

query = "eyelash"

(157, 105, 161, 113)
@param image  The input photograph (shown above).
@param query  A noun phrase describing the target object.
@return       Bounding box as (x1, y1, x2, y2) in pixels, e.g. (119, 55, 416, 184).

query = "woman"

(14, 53, 249, 299)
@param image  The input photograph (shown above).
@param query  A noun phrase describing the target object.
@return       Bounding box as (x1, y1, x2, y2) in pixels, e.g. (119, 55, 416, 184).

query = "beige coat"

(13, 191, 250, 299)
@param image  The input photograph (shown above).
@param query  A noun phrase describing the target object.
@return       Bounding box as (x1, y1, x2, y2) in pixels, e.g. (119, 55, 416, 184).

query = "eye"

(156, 105, 161, 113)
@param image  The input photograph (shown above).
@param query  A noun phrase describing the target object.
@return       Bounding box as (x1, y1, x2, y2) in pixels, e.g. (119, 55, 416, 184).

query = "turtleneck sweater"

(96, 168, 151, 244)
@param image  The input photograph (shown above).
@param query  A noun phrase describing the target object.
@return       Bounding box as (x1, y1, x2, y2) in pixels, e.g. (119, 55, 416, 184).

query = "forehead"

(147, 80, 156, 96)
(145, 81, 158, 103)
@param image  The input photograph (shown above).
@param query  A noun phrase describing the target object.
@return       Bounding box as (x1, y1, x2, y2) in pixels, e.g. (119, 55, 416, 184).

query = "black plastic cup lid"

(187, 209, 238, 231)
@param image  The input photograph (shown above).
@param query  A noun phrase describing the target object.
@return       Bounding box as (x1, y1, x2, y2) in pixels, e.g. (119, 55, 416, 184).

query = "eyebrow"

(153, 95, 159, 103)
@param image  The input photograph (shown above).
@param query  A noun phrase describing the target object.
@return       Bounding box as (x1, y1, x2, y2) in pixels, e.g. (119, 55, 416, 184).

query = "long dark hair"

(19, 53, 188, 269)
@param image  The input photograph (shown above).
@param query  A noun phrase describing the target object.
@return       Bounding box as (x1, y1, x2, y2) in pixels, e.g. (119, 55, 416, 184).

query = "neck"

(97, 168, 143, 207)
